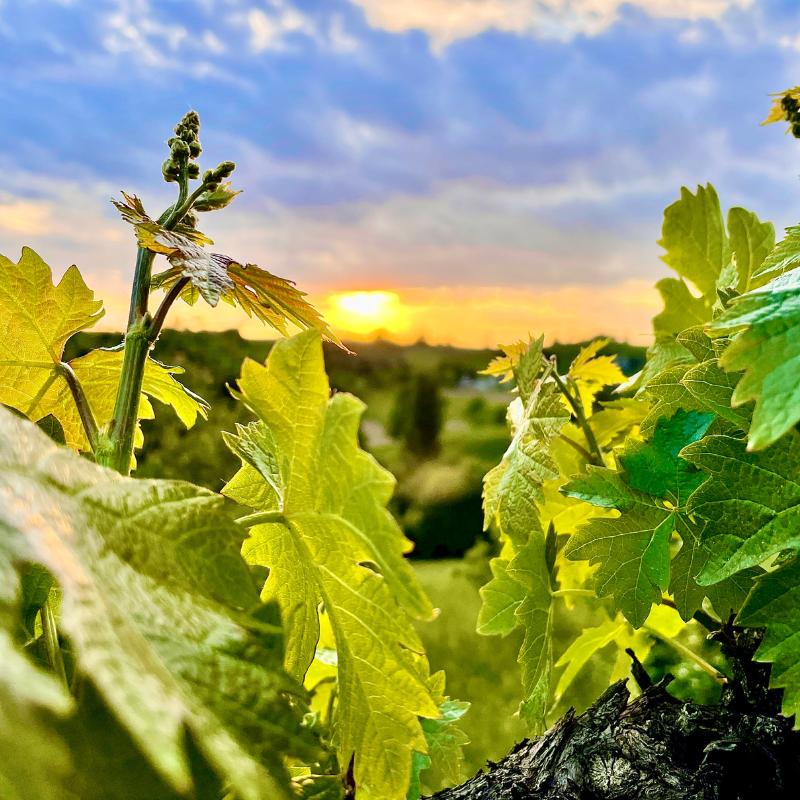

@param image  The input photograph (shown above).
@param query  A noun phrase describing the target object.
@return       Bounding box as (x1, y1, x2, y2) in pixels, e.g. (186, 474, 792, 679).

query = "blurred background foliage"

(63, 331, 724, 777)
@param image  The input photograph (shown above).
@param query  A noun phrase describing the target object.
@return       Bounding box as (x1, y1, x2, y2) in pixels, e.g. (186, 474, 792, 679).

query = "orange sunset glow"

(326, 290, 411, 336)
(134, 279, 662, 348)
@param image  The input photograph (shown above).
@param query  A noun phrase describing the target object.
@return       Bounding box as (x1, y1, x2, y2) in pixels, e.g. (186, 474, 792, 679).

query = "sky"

(1, 0, 800, 347)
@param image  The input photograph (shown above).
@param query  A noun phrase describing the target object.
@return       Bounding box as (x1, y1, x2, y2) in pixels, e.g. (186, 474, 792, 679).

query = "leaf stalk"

(149, 276, 191, 343)
(644, 624, 727, 684)
(41, 598, 68, 689)
(237, 510, 287, 527)
(56, 362, 99, 451)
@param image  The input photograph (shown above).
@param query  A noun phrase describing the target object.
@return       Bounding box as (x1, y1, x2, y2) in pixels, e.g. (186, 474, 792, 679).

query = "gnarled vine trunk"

(430, 629, 800, 800)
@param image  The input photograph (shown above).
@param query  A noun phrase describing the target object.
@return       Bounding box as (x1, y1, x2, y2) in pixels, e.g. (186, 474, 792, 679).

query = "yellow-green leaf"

(658, 184, 730, 299)
(567, 338, 625, 412)
(223, 331, 438, 800)
(0, 407, 315, 800)
(483, 378, 569, 544)
(0, 247, 103, 441)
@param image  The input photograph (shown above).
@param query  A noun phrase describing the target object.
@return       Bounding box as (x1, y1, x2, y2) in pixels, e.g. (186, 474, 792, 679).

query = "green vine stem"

(558, 434, 596, 465)
(547, 358, 605, 466)
(41, 598, 68, 689)
(97, 111, 236, 475)
(98, 165, 190, 473)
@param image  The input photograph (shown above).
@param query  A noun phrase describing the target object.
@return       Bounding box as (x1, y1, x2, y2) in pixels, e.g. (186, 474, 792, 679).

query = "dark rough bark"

(430, 629, 800, 800)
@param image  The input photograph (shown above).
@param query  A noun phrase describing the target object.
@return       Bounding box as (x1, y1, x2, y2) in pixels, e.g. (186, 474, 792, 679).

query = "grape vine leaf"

(478, 534, 555, 731)
(54, 347, 207, 453)
(0, 248, 205, 454)
(0, 406, 314, 800)
(563, 411, 714, 626)
(633, 189, 770, 392)
(114, 195, 342, 346)
(652, 278, 712, 339)
(669, 516, 757, 621)
(553, 614, 641, 703)
(480, 337, 543, 388)
(480, 335, 545, 400)
(682, 432, 800, 584)
(749, 224, 800, 287)
(222, 330, 439, 800)
(736, 558, 800, 720)
(407, 699, 470, 799)
(567, 338, 625, 412)
(511, 534, 555, 729)
(641, 356, 748, 438)
(565, 506, 673, 628)
(588, 399, 649, 449)
(0, 247, 103, 437)
(728, 206, 775, 292)
(658, 184, 730, 298)
(483, 378, 569, 544)
(484, 535, 556, 731)
(621, 409, 714, 501)
(710, 268, 800, 450)
(477, 556, 526, 637)
(552, 606, 684, 703)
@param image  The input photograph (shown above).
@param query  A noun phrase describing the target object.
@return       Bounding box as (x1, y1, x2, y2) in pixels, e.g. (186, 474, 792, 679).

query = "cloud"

(350, 0, 753, 48)
(0, 199, 53, 236)
(102, 0, 188, 66)
(231, 2, 360, 54)
(238, 3, 315, 52)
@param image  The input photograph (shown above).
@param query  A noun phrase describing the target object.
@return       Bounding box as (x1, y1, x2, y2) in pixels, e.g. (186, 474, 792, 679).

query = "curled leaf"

(193, 182, 242, 212)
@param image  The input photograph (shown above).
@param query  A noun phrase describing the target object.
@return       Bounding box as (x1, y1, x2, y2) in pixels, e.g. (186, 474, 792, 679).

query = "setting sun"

(325, 290, 410, 337)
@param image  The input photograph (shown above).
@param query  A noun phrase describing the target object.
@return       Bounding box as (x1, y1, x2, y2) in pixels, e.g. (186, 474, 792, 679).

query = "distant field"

(412, 560, 527, 778)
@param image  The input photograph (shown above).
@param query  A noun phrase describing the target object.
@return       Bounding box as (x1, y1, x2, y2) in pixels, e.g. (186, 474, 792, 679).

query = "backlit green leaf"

(565, 506, 672, 628)
(0, 407, 312, 800)
(658, 184, 729, 298)
(510, 535, 555, 730)
(728, 206, 775, 292)
(223, 330, 438, 800)
(749, 224, 800, 288)
(711, 268, 800, 449)
(0, 247, 103, 445)
(0, 249, 204, 456)
(483, 378, 569, 544)
(621, 409, 713, 503)
(407, 699, 470, 799)
(737, 559, 800, 719)
(563, 411, 714, 625)
(683, 432, 800, 584)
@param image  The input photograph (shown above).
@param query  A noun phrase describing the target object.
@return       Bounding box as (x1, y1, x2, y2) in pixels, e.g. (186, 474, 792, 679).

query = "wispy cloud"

(349, 0, 753, 49)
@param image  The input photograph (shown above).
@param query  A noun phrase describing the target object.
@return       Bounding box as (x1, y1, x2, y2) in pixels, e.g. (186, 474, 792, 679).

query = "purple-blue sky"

(1, 0, 800, 345)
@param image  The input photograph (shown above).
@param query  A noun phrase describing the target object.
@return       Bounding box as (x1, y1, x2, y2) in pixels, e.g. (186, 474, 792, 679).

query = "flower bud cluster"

(781, 95, 800, 138)
(202, 161, 236, 192)
(162, 110, 202, 183)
